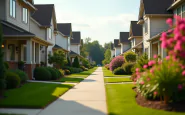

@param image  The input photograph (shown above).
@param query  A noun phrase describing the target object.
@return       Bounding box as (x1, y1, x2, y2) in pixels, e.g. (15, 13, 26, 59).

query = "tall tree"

(102, 49, 111, 65)
(104, 42, 112, 49)
(0, 21, 6, 97)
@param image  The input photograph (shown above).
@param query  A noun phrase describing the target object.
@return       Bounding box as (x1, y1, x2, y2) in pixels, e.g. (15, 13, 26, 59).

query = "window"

(177, 7, 181, 16)
(9, 44, 15, 61)
(49, 28, 52, 39)
(144, 20, 148, 34)
(10, 0, 16, 18)
(22, 7, 28, 23)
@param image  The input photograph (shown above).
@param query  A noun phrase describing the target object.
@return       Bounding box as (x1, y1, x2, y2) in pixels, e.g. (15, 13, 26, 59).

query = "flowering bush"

(104, 64, 110, 70)
(135, 16, 185, 104)
(109, 56, 124, 71)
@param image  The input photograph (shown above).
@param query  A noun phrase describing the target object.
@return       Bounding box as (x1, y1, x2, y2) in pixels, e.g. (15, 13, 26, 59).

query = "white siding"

(121, 43, 130, 54)
(71, 44, 80, 55)
(143, 17, 150, 58)
(6, 0, 30, 31)
(111, 50, 115, 58)
(115, 47, 121, 57)
(56, 33, 68, 50)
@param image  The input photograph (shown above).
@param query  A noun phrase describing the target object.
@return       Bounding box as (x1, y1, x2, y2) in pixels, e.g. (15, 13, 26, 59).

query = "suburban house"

(114, 39, 121, 57)
(0, 0, 56, 79)
(55, 23, 73, 57)
(110, 43, 115, 58)
(138, 0, 173, 59)
(31, 4, 57, 67)
(128, 21, 143, 56)
(119, 32, 131, 54)
(70, 31, 82, 62)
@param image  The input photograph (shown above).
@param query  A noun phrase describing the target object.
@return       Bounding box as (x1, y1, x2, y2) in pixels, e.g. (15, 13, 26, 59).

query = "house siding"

(111, 50, 115, 58)
(71, 44, 80, 55)
(56, 33, 68, 50)
(115, 47, 121, 56)
(6, 0, 30, 31)
(121, 43, 130, 53)
(0, 0, 6, 20)
(143, 17, 150, 58)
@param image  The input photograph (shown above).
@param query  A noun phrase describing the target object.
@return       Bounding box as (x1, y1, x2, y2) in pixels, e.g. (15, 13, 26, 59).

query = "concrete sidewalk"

(0, 67, 107, 115)
(38, 67, 107, 115)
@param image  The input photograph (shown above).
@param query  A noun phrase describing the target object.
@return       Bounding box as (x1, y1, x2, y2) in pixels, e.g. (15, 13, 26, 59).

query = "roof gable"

(120, 32, 129, 43)
(114, 39, 121, 48)
(130, 21, 142, 37)
(71, 32, 81, 44)
(57, 23, 72, 37)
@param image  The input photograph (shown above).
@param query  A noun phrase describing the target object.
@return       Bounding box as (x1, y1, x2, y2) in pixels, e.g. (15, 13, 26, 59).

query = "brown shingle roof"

(120, 32, 129, 43)
(57, 23, 72, 37)
(32, 4, 54, 26)
(71, 32, 81, 44)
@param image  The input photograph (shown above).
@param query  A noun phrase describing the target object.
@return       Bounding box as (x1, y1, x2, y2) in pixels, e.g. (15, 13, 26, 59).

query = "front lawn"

(103, 67, 130, 77)
(104, 77, 132, 83)
(67, 67, 98, 78)
(0, 82, 73, 108)
(106, 84, 185, 115)
(56, 77, 84, 83)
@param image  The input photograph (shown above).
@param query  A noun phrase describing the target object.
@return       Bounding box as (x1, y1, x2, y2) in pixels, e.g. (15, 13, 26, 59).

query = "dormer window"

(10, 0, 16, 18)
(49, 28, 52, 39)
(22, 7, 28, 23)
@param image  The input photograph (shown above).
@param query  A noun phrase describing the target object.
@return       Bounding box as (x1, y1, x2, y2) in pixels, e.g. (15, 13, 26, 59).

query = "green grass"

(67, 67, 98, 78)
(104, 77, 132, 83)
(0, 82, 73, 108)
(106, 84, 185, 115)
(103, 67, 130, 77)
(56, 77, 84, 83)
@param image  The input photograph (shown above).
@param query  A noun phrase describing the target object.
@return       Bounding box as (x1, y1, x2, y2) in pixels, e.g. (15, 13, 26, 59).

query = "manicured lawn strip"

(67, 67, 98, 78)
(102, 67, 130, 77)
(56, 77, 84, 83)
(0, 82, 74, 108)
(106, 84, 185, 115)
(104, 77, 132, 83)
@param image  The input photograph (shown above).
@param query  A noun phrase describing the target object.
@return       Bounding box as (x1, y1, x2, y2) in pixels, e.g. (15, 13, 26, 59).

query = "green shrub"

(34, 67, 52, 81)
(62, 66, 83, 74)
(123, 62, 135, 74)
(64, 69, 70, 75)
(80, 66, 86, 71)
(5, 71, 20, 89)
(46, 67, 58, 80)
(59, 69, 65, 77)
(72, 56, 80, 68)
(113, 67, 126, 75)
(124, 51, 137, 62)
(11, 69, 28, 84)
(4, 62, 9, 70)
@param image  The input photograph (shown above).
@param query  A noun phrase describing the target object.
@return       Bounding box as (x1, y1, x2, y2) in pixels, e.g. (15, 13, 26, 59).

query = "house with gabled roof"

(138, 0, 173, 58)
(55, 23, 73, 56)
(119, 32, 131, 54)
(128, 21, 143, 56)
(114, 39, 121, 57)
(110, 43, 115, 58)
(0, 0, 55, 79)
(31, 4, 57, 67)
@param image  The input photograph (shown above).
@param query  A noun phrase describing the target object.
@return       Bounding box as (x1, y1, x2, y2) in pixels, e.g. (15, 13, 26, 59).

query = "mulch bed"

(133, 88, 185, 112)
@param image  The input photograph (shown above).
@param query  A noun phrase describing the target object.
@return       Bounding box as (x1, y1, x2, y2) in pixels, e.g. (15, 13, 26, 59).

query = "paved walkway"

(0, 67, 107, 115)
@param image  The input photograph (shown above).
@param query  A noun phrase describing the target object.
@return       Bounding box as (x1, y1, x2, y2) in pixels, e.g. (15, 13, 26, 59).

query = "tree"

(102, 49, 111, 65)
(81, 58, 90, 68)
(72, 56, 80, 68)
(48, 50, 67, 69)
(0, 21, 6, 97)
(104, 42, 112, 49)
(66, 56, 71, 66)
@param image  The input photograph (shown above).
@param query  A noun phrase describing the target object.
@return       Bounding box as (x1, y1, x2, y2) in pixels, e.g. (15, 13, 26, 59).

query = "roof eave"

(167, 0, 185, 10)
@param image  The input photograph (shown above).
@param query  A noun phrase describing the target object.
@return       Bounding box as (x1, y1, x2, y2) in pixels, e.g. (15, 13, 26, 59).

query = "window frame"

(22, 7, 28, 24)
(9, 0, 16, 18)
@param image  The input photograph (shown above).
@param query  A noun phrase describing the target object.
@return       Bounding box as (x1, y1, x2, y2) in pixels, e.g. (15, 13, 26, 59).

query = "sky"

(35, 0, 140, 46)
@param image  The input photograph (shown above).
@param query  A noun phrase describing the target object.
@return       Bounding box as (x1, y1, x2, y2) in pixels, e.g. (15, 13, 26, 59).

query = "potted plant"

(18, 61, 25, 70)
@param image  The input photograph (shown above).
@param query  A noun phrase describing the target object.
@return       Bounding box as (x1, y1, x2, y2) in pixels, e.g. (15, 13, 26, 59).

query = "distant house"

(114, 39, 121, 57)
(128, 21, 143, 56)
(119, 32, 131, 54)
(31, 4, 58, 66)
(55, 23, 73, 57)
(70, 31, 82, 62)
(110, 43, 115, 58)
(138, 0, 173, 58)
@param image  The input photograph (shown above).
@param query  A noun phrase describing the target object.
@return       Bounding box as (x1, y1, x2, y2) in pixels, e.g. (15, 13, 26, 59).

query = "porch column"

(45, 46, 48, 66)
(149, 42, 152, 59)
(36, 43, 40, 66)
(26, 39, 33, 80)
(32, 42, 35, 64)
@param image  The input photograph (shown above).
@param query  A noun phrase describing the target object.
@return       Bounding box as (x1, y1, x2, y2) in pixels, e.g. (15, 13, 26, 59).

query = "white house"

(119, 32, 131, 54)
(114, 39, 121, 57)
(110, 43, 115, 58)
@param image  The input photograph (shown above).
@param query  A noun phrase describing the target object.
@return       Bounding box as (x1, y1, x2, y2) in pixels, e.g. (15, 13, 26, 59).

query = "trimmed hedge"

(123, 62, 135, 74)
(64, 69, 70, 75)
(46, 67, 58, 80)
(113, 67, 126, 75)
(124, 51, 137, 62)
(34, 67, 52, 81)
(6, 71, 20, 89)
(11, 69, 28, 84)
(62, 67, 83, 74)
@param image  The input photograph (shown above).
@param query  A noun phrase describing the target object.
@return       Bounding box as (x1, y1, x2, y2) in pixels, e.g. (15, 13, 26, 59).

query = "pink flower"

(178, 84, 183, 90)
(137, 75, 141, 79)
(143, 65, 148, 69)
(160, 33, 167, 41)
(161, 42, 168, 48)
(154, 91, 158, 95)
(136, 71, 140, 75)
(182, 70, 185, 76)
(167, 38, 174, 45)
(140, 81, 144, 85)
(174, 33, 182, 41)
(153, 54, 158, 59)
(179, 23, 185, 30)
(158, 60, 162, 65)
(166, 56, 170, 60)
(174, 40, 183, 51)
(136, 68, 140, 72)
(166, 18, 173, 26)
(150, 69, 154, 74)
(147, 77, 151, 81)
(148, 60, 155, 66)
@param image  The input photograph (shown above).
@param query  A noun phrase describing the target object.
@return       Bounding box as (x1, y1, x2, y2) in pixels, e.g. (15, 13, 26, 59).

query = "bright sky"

(35, 0, 140, 46)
